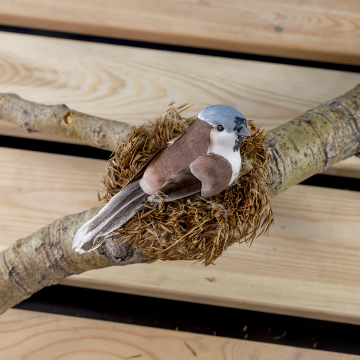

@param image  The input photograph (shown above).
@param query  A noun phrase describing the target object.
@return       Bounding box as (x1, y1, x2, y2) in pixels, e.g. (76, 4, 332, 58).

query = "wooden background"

(0, 0, 360, 65)
(0, 1, 360, 358)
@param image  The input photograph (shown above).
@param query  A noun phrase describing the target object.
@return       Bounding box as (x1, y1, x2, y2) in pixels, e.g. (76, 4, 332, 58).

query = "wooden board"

(0, 32, 359, 133)
(0, 148, 105, 242)
(0, 0, 359, 64)
(1, 309, 358, 360)
(1, 32, 360, 177)
(1, 147, 360, 324)
(324, 157, 360, 179)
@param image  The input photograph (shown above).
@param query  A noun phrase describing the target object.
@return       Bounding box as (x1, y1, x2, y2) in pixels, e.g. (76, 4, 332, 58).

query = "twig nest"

(102, 105, 273, 265)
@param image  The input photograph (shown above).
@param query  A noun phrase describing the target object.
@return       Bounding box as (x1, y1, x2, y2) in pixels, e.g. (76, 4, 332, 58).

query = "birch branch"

(0, 93, 134, 151)
(0, 85, 359, 314)
(267, 84, 360, 193)
(0, 209, 146, 313)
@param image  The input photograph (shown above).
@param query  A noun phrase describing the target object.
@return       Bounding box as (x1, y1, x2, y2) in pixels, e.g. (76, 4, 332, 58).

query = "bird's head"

(198, 105, 251, 152)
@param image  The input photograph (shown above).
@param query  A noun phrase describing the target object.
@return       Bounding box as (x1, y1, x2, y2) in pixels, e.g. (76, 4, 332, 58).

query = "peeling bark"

(0, 85, 359, 314)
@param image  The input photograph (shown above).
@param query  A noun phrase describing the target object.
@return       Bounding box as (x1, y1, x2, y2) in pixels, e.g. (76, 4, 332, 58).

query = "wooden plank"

(0, 1, 359, 64)
(1, 32, 360, 177)
(324, 157, 360, 179)
(1, 32, 359, 133)
(1, 309, 358, 360)
(0, 148, 105, 243)
(1, 147, 360, 324)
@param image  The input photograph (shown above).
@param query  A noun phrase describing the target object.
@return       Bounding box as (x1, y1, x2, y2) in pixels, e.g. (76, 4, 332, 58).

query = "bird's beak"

(238, 127, 251, 137)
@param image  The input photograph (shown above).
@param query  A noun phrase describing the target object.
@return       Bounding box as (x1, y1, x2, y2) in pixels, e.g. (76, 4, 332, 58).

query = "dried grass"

(102, 104, 273, 265)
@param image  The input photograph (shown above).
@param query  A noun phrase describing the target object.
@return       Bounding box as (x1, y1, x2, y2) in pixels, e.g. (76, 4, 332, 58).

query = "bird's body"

(139, 118, 211, 196)
(73, 105, 250, 254)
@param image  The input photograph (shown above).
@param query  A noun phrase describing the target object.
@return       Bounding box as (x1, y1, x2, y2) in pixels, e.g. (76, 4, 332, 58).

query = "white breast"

(208, 130, 241, 185)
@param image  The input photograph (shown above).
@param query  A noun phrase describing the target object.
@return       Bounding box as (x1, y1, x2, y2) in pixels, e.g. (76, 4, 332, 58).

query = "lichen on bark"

(266, 85, 360, 193)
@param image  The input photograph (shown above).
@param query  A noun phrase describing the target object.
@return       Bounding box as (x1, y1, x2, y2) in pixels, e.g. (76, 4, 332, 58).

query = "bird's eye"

(217, 124, 224, 132)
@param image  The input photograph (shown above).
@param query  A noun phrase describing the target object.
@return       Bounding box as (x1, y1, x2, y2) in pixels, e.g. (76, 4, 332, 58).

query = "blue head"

(198, 105, 250, 137)
(198, 105, 250, 152)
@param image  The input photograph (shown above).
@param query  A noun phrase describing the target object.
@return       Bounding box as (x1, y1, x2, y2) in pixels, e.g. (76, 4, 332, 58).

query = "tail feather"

(72, 180, 147, 254)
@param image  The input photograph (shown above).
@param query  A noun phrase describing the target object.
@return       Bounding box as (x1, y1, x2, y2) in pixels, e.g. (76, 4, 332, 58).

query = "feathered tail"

(72, 180, 147, 254)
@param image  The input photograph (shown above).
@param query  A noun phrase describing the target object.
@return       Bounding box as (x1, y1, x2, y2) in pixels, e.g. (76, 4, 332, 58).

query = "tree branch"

(0, 93, 134, 151)
(0, 85, 359, 314)
(267, 84, 360, 193)
(0, 208, 147, 314)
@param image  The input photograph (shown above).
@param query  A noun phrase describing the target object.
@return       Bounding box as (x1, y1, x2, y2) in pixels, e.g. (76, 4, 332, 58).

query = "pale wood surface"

(0, 32, 359, 131)
(0, 10, 359, 357)
(1, 147, 360, 324)
(324, 157, 360, 178)
(0, 0, 360, 64)
(1, 309, 358, 360)
(1, 32, 360, 176)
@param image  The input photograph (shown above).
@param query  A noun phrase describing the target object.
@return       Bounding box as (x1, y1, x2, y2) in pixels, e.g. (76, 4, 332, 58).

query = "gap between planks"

(0, 0, 359, 64)
(0, 309, 358, 360)
(1, 123, 360, 179)
(1, 147, 360, 324)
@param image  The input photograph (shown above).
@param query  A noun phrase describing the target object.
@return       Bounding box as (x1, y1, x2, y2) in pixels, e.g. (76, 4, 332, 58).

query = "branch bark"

(267, 85, 360, 193)
(0, 85, 359, 314)
(0, 93, 134, 151)
(0, 209, 147, 314)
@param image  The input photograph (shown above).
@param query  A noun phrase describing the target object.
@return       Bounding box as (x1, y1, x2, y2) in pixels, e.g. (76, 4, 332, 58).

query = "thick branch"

(267, 84, 360, 193)
(0, 93, 134, 151)
(0, 208, 146, 313)
(0, 85, 359, 314)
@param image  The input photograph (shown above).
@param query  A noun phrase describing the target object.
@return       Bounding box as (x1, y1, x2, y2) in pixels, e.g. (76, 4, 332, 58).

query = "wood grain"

(1, 32, 359, 176)
(0, 32, 358, 131)
(1, 147, 360, 324)
(0, 148, 106, 242)
(324, 157, 360, 178)
(1, 309, 358, 360)
(0, 0, 359, 64)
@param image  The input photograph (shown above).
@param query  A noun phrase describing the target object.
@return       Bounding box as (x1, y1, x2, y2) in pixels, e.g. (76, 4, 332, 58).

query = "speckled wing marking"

(140, 119, 212, 195)
(190, 153, 232, 198)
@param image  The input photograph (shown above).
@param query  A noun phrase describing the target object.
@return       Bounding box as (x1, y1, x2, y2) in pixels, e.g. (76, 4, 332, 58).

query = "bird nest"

(102, 104, 273, 265)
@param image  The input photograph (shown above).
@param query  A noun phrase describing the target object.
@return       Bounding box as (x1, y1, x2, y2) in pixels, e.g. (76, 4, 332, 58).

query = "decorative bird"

(72, 105, 251, 254)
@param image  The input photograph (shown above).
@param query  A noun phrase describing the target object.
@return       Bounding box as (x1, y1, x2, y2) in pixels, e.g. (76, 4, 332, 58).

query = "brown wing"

(153, 167, 201, 202)
(124, 128, 190, 185)
(153, 153, 232, 201)
(190, 154, 232, 198)
(140, 119, 212, 194)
